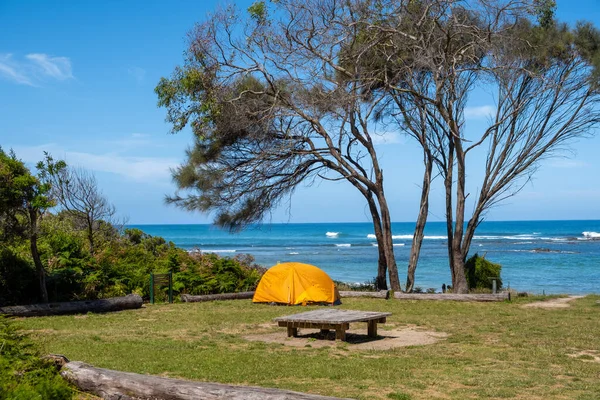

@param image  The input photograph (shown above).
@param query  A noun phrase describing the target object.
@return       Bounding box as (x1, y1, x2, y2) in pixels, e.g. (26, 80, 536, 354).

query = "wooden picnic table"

(273, 309, 392, 341)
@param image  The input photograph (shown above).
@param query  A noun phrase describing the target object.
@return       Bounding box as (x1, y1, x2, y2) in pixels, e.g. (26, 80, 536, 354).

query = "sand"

(244, 324, 448, 350)
(521, 295, 584, 309)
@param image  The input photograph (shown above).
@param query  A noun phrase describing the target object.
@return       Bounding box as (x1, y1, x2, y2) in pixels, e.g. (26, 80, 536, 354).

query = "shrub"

(0, 317, 72, 399)
(464, 253, 503, 291)
(0, 247, 38, 306)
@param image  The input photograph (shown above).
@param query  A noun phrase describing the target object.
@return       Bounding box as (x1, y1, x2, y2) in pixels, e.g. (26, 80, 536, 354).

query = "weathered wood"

(367, 320, 377, 338)
(338, 290, 389, 299)
(0, 294, 143, 317)
(180, 291, 255, 302)
(61, 361, 350, 400)
(274, 309, 391, 341)
(274, 309, 391, 325)
(393, 292, 510, 302)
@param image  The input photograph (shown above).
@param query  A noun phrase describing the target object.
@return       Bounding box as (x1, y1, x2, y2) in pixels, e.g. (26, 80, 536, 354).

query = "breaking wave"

(335, 243, 351, 247)
(326, 232, 340, 237)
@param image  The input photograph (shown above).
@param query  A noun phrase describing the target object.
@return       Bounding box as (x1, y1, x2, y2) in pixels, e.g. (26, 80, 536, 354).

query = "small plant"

(387, 392, 412, 400)
(426, 288, 436, 294)
(413, 286, 423, 293)
(0, 317, 73, 399)
(465, 253, 503, 291)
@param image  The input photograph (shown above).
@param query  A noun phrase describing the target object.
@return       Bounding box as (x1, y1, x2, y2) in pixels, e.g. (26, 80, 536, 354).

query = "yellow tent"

(253, 262, 341, 305)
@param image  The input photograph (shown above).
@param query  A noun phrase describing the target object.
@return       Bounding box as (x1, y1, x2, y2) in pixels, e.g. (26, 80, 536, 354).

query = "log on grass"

(0, 294, 143, 317)
(393, 292, 510, 302)
(61, 361, 351, 400)
(181, 291, 255, 303)
(338, 290, 389, 299)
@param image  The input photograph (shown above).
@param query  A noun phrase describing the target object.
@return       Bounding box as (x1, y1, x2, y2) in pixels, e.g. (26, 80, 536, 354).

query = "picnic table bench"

(273, 309, 392, 341)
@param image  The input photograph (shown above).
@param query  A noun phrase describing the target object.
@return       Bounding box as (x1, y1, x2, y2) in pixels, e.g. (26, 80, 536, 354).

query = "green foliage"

(248, 1, 267, 24)
(1, 214, 263, 305)
(0, 317, 72, 399)
(464, 254, 503, 291)
(387, 392, 412, 400)
(0, 247, 37, 306)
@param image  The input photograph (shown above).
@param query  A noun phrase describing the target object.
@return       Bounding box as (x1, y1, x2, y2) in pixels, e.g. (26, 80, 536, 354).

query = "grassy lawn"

(16, 296, 600, 400)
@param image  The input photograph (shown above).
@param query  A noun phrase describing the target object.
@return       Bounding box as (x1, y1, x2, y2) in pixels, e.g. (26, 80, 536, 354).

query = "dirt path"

(244, 325, 448, 351)
(521, 295, 584, 309)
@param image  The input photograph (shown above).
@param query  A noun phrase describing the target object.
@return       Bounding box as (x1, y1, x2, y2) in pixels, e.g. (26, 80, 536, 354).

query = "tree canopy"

(157, 0, 600, 292)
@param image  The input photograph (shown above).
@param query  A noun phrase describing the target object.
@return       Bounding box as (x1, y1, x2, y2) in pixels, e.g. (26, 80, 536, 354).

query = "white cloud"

(9, 144, 178, 185)
(465, 105, 495, 119)
(127, 66, 146, 83)
(371, 131, 402, 145)
(26, 53, 73, 80)
(0, 54, 34, 85)
(0, 53, 73, 85)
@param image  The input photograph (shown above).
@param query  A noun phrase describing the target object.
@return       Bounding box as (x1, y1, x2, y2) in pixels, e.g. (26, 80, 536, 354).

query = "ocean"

(130, 220, 600, 295)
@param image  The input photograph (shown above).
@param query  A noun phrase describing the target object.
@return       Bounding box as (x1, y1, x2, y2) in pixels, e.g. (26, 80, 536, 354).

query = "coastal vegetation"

(0, 149, 262, 307)
(18, 296, 600, 399)
(155, 0, 600, 293)
(0, 317, 72, 399)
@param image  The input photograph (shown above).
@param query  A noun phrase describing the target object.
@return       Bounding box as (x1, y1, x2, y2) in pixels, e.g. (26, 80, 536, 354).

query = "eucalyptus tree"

(39, 154, 117, 255)
(347, 0, 600, 292)
(0, 148, 54, 303)
(156, 0, 407, 289)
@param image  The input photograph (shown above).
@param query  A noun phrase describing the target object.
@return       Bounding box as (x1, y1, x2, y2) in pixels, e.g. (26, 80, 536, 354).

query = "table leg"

(367, 320, 377, 338)
(335, 327, 346, 341)
(287, 326, 298, 337)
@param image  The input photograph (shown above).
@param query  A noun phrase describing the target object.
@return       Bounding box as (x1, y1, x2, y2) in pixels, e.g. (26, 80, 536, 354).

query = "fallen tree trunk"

(393, 292, 510, 302)
(0, 294, 143, 317)
(181, 291, 255, 303)
(61, 361, 350, 400)
(338, 290, 389, 299)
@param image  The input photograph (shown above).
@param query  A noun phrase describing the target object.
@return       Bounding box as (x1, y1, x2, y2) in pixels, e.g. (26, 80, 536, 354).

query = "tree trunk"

(0, 294, 143, 317)
(181, 292, 255, 302)
(86, 217, 95, 255)
(61, 361, 350, 400)
(28, 208, 48, 303)
(377, 195, 401, 291)
(450, 252, 469, 294)
(406, 152, 432, 293)
(338, 290, 389, 299)
(451, 143, 469, 294)
(393, 292, 510, 301)
(366, 195, 388, 290)
(443, 144, 457, 293)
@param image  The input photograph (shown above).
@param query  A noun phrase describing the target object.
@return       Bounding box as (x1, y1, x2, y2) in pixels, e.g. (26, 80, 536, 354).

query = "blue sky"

(1, 0, 600, 224)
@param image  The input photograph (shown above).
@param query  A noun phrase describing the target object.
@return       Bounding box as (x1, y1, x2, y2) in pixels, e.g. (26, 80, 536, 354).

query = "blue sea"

(129, 221, 600, 295)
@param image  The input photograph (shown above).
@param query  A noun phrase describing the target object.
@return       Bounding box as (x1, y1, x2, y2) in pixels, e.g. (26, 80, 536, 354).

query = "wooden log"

(180, 291, 255, 303)
(61, 361, 351, 400)
(393, 292, 510, 302)
(338, 290, 389, 299)
(0, 294, 143, 317)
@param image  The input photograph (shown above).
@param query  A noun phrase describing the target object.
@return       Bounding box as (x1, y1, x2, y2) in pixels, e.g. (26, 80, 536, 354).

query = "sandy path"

(521, 295, 584, 309)
(244, 325, 448, 350)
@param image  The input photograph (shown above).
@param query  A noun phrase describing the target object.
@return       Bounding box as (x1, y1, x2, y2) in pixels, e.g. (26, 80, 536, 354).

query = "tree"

(348, 0, 600, 292)
(0, 148, 54, 303)
(39, 154, 117, 255)
(156, 0, 409, 290)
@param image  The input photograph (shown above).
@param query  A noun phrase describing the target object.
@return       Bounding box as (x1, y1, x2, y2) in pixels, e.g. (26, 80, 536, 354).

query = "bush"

(0, 317, 72, 399)
(0, 212, 266, 305)
(0, 247, 38, 306)
(464, 253, 503, 291)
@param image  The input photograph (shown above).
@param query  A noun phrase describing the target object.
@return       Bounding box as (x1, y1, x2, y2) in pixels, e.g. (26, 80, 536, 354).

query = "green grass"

(15, 296, 600, 399)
